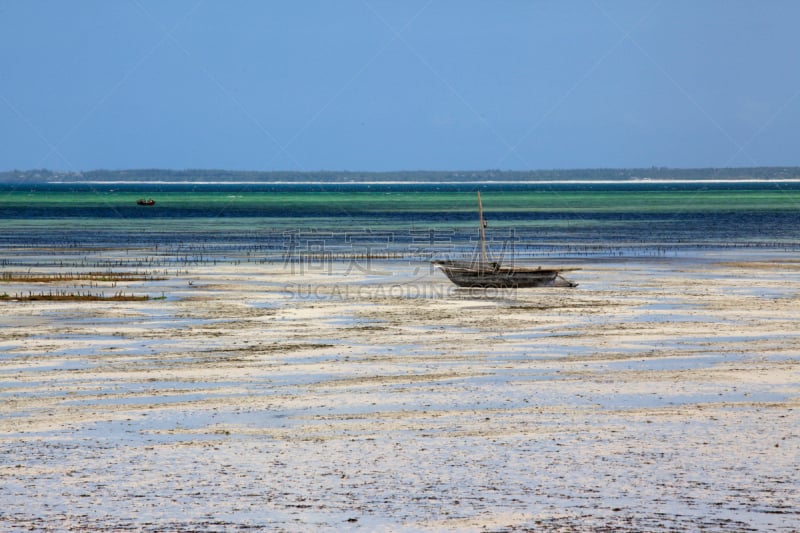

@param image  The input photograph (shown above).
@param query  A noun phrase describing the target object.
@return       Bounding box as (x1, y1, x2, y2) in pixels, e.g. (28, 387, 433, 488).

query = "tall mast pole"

(477, 191, 488, 266)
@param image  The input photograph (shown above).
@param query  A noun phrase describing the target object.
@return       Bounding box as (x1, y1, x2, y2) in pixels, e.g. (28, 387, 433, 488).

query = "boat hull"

(433, 261, 577, 288)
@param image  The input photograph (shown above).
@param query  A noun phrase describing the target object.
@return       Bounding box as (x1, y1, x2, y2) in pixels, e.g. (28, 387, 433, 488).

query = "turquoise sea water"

(1, 182, 799, 260)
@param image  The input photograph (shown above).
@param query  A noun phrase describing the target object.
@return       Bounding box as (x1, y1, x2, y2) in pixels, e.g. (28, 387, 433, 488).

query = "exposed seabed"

(1, 245, 798, 531)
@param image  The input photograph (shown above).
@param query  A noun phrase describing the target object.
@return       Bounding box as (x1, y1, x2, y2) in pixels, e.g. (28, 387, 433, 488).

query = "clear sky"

(1, 1, 799, 172)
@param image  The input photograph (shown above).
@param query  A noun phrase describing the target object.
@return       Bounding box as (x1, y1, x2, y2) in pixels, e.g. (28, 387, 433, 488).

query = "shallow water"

(2, 182, 799, 260)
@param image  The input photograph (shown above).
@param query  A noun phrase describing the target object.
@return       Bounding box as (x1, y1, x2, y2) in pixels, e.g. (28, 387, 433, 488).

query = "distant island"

(2, 167, 800, 183)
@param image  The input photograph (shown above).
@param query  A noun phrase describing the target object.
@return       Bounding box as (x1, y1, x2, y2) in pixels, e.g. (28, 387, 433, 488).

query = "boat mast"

(477, 191, 488, 266)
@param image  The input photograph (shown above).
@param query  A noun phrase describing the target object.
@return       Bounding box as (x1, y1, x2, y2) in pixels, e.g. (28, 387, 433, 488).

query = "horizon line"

(4, 165, 800, 174)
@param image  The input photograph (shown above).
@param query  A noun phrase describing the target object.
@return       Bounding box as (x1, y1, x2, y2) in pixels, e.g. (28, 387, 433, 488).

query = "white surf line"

(45, 179, 800, 185)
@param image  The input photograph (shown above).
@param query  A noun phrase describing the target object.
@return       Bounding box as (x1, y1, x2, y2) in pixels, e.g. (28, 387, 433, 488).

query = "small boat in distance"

(433, 192, 578, 288)
(136, 198, 156, 206)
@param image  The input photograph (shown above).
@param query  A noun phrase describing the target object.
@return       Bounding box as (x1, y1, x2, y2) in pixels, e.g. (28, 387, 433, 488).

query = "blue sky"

(1, 1, 799, 171)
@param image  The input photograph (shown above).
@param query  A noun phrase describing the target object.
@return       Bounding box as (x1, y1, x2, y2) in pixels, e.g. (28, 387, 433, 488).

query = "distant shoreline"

(3, 166, 800, 184)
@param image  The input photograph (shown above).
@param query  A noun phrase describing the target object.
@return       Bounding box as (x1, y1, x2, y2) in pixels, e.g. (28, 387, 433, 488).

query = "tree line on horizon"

(2, 167, 799, 183)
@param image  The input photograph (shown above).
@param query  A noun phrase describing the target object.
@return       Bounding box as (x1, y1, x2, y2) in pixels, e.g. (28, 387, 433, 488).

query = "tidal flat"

(0, 249, 798, 531)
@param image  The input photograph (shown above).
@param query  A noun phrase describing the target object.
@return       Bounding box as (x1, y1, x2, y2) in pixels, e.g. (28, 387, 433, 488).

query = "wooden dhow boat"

(433, 192, 578, 288)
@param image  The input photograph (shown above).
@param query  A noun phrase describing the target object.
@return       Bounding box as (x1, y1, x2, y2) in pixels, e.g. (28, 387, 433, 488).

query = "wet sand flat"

(1, 251, 798, 531)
